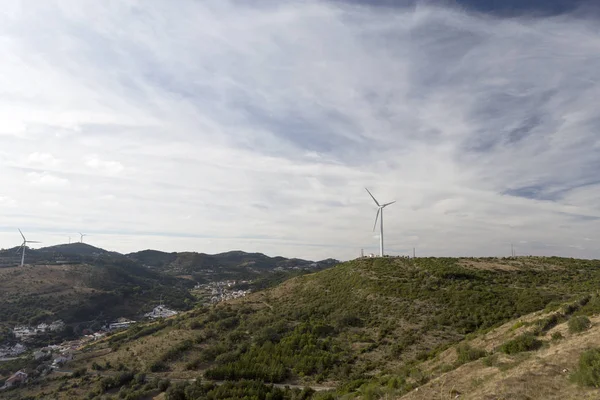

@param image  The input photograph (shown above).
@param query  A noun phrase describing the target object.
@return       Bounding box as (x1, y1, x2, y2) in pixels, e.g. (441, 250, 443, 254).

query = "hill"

(0, 258, 194, 336)
(0, 246, 336, 345)
(126, 249, 338, 281)
(13, 256, 600, 399)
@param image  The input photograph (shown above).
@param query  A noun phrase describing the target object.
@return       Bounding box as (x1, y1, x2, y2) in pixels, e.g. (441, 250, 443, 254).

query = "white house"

(108, 320, 136, 331)
(49, 320, 65, 332)
(144, 305, 178, 320)
(2, 370, 27, 389)
(12, 327, 34, 340)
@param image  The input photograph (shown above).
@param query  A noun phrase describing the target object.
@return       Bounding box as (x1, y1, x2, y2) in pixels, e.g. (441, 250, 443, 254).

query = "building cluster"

(0, 343, 26, 358)
(12, 320, 65, 341)
(144, 305, 179, 320)
(0, 343, 76, 391)
(194, 280, 251, 304)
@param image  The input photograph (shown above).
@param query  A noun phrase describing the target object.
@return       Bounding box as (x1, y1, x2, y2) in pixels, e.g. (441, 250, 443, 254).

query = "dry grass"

(399, 315, 600, 400)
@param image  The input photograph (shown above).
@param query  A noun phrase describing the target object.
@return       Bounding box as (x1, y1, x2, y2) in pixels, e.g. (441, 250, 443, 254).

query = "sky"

(1, 0, 599, 261)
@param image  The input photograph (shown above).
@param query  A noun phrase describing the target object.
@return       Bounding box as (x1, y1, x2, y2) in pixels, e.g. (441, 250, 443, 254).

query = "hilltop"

(13, 256, 600, 399)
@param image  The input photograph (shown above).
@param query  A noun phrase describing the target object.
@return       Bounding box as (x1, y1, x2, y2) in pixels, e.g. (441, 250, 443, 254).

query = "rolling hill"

(12, 256, 600, 399)
(0, 245, 337, 341)
(126, 249, 338, 281)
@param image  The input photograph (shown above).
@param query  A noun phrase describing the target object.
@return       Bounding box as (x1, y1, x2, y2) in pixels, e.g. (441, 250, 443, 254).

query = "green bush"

(551, 331, 563, 341)
(482, 353, 498, 367)
(571, 348, 600, 387)
(569, 316, 591, 333)
(500, 333, 542, 355)
(456, 343, 487, 365)
(158, 379, 171, 392)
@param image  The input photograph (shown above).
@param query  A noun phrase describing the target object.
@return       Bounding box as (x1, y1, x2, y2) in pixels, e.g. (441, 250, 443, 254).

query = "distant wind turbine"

(68, 236, 72, 244)
(365, 188, 395, 257)
(17, 229, 41, 267)
(79, 232, 87, 243)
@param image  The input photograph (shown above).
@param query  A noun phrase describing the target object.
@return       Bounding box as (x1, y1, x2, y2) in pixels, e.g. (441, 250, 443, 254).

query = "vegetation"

(500, 333, 543, 354)
(70, 258, 600, 389)
(568, 316, 592, 333)
(571, 348, 600, 388)
(9, 256, 600, 399)
(455, 343, 487, 365)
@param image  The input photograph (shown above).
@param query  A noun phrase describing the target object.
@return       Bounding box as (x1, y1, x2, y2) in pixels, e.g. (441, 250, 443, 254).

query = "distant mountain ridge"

(126, 249, 338, 280)
(0, 244, 338, 275)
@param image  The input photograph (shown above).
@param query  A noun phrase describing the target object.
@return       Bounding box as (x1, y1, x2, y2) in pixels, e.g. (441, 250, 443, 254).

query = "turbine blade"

(373, 208, 380, 231)
(365, 188, 380, 207)
(27, 241, 41, 243)
(382, 201, 396, 207)
(18, 228, 25, 241)
(15, 245, 24, 254)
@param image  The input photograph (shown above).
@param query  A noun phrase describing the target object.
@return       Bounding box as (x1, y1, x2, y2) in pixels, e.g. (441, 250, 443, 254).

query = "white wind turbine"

(17, 229, 41, 267)
(366, 188, 395, 257)
(79, 232, 87, 243)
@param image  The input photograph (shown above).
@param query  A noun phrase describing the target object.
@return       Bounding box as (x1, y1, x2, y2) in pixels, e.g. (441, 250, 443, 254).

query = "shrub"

(149, 361, 169, 372)
(571, 348, 600, 387)
(158, 379, 171, 392)
(551, 331, 563, 341)
(482, 353, 498, 367)
(456, 343, 487, 365)
(533, 314, 562, 335)
(569, 316, 591, 333)
(500, 333, 542, 355)
(72, 367, 87, 378)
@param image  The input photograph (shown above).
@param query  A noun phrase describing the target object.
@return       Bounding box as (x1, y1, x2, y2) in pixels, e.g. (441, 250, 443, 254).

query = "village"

(193, 280, 251, 304)
(0, 303, 180, 391)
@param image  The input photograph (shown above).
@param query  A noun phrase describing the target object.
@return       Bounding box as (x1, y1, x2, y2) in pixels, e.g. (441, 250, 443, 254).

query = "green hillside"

(23, 256, 600, 399)
(126, 249, 338, 281)
(0, 259, 194, 335)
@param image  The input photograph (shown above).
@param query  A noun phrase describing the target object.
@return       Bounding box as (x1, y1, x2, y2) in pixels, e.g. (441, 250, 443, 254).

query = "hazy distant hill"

(0, 243, 124, 267)
(126, 249, 338, 281)
(38, 242, 119, 257)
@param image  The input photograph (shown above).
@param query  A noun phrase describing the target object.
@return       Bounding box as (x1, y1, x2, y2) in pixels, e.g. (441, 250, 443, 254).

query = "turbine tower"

(79, 232, 87, 243)
(17, 229, 41, 267)
(365, 188, 395, 257)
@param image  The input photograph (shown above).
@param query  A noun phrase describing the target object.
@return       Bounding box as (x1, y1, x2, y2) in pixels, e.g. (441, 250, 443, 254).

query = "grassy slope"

(6, 256, 600, 399)
(39, 257, 600, 398)
(400, 303, 600, 399)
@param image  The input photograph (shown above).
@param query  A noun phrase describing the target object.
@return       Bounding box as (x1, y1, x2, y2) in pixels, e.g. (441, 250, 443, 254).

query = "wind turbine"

(366, 188, 395, 257)
(17, 229, 41, 267)
(79, 232, 87, 243)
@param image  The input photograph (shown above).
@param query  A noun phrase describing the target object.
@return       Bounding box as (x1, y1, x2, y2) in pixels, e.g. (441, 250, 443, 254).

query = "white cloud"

(0, 1, 598, 260)
(27, 152, 61, 167)
(26, 172, 69, 187)
(85, 155, 124, 175)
